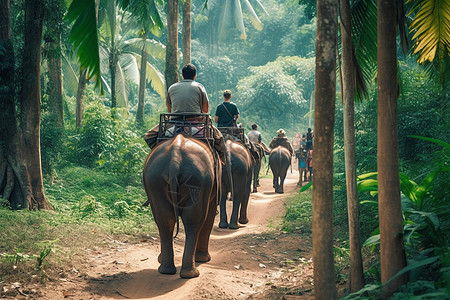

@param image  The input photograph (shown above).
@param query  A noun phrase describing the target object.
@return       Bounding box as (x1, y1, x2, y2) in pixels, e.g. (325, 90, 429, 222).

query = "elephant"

(269, 146, 292, 194)
(219, 139, 253, 229)
(143, 134, 221, 278)
(251, 142, 268, 193)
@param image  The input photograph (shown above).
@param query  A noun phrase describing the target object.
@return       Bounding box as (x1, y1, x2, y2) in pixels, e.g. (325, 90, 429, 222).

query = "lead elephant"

(269, 146, 292, 194)
(143, 134, 221, 278)
(219, 139, 253, 229)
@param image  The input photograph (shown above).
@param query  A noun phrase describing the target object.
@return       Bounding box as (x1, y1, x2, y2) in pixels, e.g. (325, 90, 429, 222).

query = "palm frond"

(250, 0, 269, 16)
(119, 53, 140, 85)
(242, 0, 264, 31)
(61, 52, 79, 97)
(351, 0, 378, 96)
(123, 38, 166, 60)
(408, 0, 450, 64)
(233, 0, 247, 38)
(65, 0, 101, 87)
(133, 53, 166, 99)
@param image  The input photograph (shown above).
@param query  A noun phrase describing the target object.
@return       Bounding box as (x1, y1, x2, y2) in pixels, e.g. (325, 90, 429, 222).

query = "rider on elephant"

(143, 63, 226, 164)
(214, 90, 259, 160)
(248, 123, 270, 154)
(269, 128, 294, 155)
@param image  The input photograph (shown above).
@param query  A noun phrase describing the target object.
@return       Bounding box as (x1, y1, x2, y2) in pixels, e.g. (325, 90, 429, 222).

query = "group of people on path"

(143, 63, 312, 186)
(292, 129, 313, 186)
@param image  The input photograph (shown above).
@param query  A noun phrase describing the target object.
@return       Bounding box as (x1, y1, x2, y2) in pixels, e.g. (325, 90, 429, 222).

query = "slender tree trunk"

(136, 42, 148, 125)
(313, 0, 338, 298)
(165, 0, 179, 90)
(45, 33, 64, 128)
(182, 0, 191, 66)
(377, 0, 407, 297)
(110, 50, 117, 109)
(44, 0, 64, 128)
(340, 0, 365, 292)
(76, 68, 87, 127)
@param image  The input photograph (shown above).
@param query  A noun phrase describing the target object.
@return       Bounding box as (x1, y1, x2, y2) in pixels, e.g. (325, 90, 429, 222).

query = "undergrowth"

(0, 166, 156, 284)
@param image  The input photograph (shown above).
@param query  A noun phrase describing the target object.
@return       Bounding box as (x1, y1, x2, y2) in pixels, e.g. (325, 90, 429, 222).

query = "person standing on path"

(296, 145, 308, 186)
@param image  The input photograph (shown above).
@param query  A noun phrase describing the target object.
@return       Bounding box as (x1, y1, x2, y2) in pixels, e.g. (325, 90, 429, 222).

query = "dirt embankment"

(35, 171, 314, 300)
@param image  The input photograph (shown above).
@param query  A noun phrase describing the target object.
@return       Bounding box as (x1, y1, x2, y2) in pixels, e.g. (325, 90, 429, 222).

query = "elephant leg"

(278, 168, 288, 194)
(228, 190, 242, 229)
(152, 200, 177, 275)
(219, 191, 229, 228)
(179, 222, 202, 278)
(196, 196, 216, 262)
(239, 176, 252, 224)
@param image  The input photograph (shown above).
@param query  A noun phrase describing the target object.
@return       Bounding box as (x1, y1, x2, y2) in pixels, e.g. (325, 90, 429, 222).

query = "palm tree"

(313, 0, 338, 298)
(199, 0, 268, 55)
(339, 0, 365, 292)
(65, 0, 164, 93)
(377, 0, 408, 296)
(99, 1, 165, 112)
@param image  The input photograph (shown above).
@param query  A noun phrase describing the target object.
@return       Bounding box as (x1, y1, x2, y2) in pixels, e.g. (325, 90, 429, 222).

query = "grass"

(0, 166, 157, 284)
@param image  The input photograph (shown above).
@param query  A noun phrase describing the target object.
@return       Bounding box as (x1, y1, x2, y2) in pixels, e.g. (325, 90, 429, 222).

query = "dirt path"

(39, 171, 314, 300)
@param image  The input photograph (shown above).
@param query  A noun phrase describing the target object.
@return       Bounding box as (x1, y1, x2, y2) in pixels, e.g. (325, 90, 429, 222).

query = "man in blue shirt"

(215, 90, 239, 127)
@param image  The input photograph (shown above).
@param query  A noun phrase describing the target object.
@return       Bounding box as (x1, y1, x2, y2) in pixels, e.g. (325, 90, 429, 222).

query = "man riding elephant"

(269, 128, 294, 155)
(143, 63, 226, 164)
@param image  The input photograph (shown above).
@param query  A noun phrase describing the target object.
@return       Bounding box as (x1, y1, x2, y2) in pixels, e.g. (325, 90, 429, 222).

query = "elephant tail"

(225, 144, 233, 203)
(168, 150, 182, 239)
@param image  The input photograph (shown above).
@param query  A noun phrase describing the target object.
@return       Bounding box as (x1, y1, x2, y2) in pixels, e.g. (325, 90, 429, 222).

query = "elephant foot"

(239, 217, 248, 224)
(275, 188, 284, 194)
(252, 189, 257, 193)
(228, 222, 239, 230)
(219, 221, 229, 228)
(195, 251, 211, 262)
(180, 266, 200, 278)
(158, 264, 177, 275)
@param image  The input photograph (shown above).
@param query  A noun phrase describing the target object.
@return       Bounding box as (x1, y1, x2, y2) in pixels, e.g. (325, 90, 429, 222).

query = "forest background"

(0, 0, 449, 298)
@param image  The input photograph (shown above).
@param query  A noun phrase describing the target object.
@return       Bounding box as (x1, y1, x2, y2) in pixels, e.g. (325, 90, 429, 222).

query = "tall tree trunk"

(44, 0, 64, 128)
(76, 68, 87, 127)
(313, 0, 338, 298)
(136, 42, 148, 125)
(108, 1, 117, 110)
(340, 0, 365, 292)
(182, 0, 191, 66)
(377, 0, 407, 297)
(110, 50, 117, 109)
(165, 0, 179, 89)
(0, 0, 51, 210)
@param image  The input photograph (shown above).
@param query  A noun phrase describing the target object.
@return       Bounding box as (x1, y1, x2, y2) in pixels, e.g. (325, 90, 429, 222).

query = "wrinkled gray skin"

(143, 135, 220, 278)
(219, 140, 253, 229)
(269, 146, 292, 194)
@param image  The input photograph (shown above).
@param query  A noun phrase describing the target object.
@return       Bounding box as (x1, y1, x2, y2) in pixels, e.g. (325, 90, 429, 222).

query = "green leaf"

(384, 256, 439, 285)
(299, 181, 313, 192)
(363, 234, 380, 247)
(65, 0, 101, 87)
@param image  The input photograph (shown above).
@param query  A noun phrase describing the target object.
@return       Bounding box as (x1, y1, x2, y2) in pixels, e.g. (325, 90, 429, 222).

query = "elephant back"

(269, 146, 292, 168)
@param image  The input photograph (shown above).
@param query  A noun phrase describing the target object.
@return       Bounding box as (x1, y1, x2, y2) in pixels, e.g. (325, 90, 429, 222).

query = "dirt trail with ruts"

(39, 170, 314, 300)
